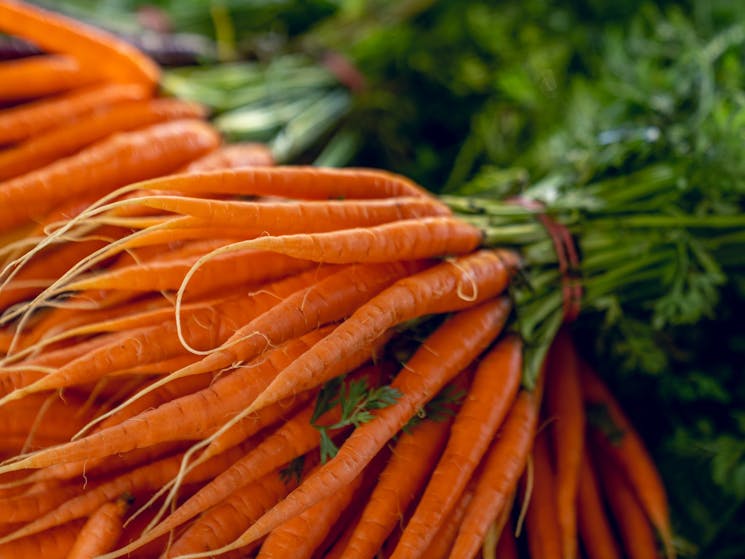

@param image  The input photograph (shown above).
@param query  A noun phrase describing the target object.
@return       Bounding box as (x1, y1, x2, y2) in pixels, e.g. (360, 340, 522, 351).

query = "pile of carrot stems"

(0, 2, 678, 558)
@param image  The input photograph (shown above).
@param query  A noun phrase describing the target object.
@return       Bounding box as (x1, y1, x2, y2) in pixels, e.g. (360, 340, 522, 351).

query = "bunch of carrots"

(0, 1, 678, 558)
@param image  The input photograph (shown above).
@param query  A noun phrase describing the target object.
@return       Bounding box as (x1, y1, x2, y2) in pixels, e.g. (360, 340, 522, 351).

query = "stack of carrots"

(0, 1, 675, 558)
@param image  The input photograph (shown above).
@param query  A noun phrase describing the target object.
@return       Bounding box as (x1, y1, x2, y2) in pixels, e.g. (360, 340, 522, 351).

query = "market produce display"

(0, 1, 743, 558)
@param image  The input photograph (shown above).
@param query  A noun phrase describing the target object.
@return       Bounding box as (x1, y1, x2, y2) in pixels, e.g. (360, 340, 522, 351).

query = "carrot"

(449, 388, 543, 559)
(1, 482, 86, 523)
(242, 249, 517, 417)
(482, 498, 516, 559)
(64, 249, 314, 295)
(594, 448, 662, 559)
(162, 469, 299, 559)
(0, 98, 207, 181)
(0, 328, 331, 473)
(0, 440, 253, 544)
(0, 266, 338, 410)
(0, 119, 220, 232)
(390, 335, 522, 559)
(0, 83, 150, 145)
(140, 195, 450, 234)
(122, 166, 432, 200)
(493, 520, 519, 559)
(581, 364, 674, 558)
(0, 54, 99, 102)
(0, 519, 84, 559)
(525, 430, 562, 559)
(256, 463, 370, 559)
(420, 482, 475, 559)
(215, 298, 512, 549)
(577, 445, 622, 559)
(181, 142, 275, 172)
(545, 328, 585, 559)
(102, 361, 388, 557)
(0, 0, 160, 87)
(181, 216, 482, 267)
(67, 496, 131, 559)
(341, 415, 454, 559)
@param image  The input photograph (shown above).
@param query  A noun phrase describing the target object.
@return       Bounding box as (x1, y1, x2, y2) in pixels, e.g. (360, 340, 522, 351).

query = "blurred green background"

(27, 1, 745, 556)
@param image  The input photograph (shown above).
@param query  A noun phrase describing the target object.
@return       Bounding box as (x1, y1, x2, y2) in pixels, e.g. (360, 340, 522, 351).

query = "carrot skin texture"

(419, 483, 475, 559)
(390, 335, 523, 559)
(246, 250, 518, 414)
(525, 430, 562, 559)
(0, 54, 99, 102)
(545, 329, 585, 559)
(595, 449, 662, 559)
(435, 387, 541, 559)
(0, 0, 160, 87)
(180, 142, 275, 171)
(67, 497, 129, 559)
(340, 416, 453, 559)
(0, 98, 206, 181)
(577, 446, 622, 559)
(0, 119, 220, 231)
(0, 519, 84, 559)
(0, 83, 150, 145)
(226, 298, 512, 547)
(581, 364, 674, 558)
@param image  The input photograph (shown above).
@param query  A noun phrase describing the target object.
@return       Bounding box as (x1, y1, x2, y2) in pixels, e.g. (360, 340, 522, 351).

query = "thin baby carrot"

(0, 98, 207, 181)
(390, 335, 523, 559)
(211, 298, 512, 549)
(0, 83, 150, 145)
(449, 388, 542, 559)
(0, 267, 338, 410)
(525, 430, 562, 559)
(577, 445, 622, 559)
(0, 54, 98, 102)
(140, 195, 450, 234)
(0, 440, 253, 544)
(0, 0, 160, 87)
(0, 519, 84, 559)
(243, 249, 517, 415)
(183, 216, 482, 266)
(0, 329, 331, 471)
(594, 448, 662, 559)
(545, 328, 585, 559)
(67, 496, 131, 559)
(341, 414, 454, 559)
(581, 364, 674, 558)
(0, 119, 220, 231)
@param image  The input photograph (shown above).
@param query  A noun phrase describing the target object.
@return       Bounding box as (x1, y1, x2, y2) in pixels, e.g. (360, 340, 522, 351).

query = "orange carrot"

(0, 98, 206, 181)
(525, 430, 562, 559)
(0, 119, 220, 231)
(0, 519, 84, 559)
(341, 415, 454, 559)
(545, 328, 584, 559)
(420, 482, 476, 559)
(391, 335, 522, 559)
(140, 195, 450, 234)
(581, 364, 674, 558)
(218, 298, 512, 548)
(256, 464, 369, 559)
(243, 249, 517, 416)
(0, 83, 150, 145)
(0, 54, 99, 102)
(180, 142, 274, 171)
(449, 388, 542, 559)
(65, 249, 313, 294)
(0, 267, 339, 410)
(0, 328, 330, 472)
(0, 0, 160, 87)
(67, 496, 131, 559)
(186, 216, 482, 265)
(494, 520, 519, 559)
(595, 449, 662, 559)
(577, 446, 622, 559)
(114, 166, 432, 200)
(1, 482, 86, 523)
(163, 469, 299, 559)
(0, 440, 253, 544)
